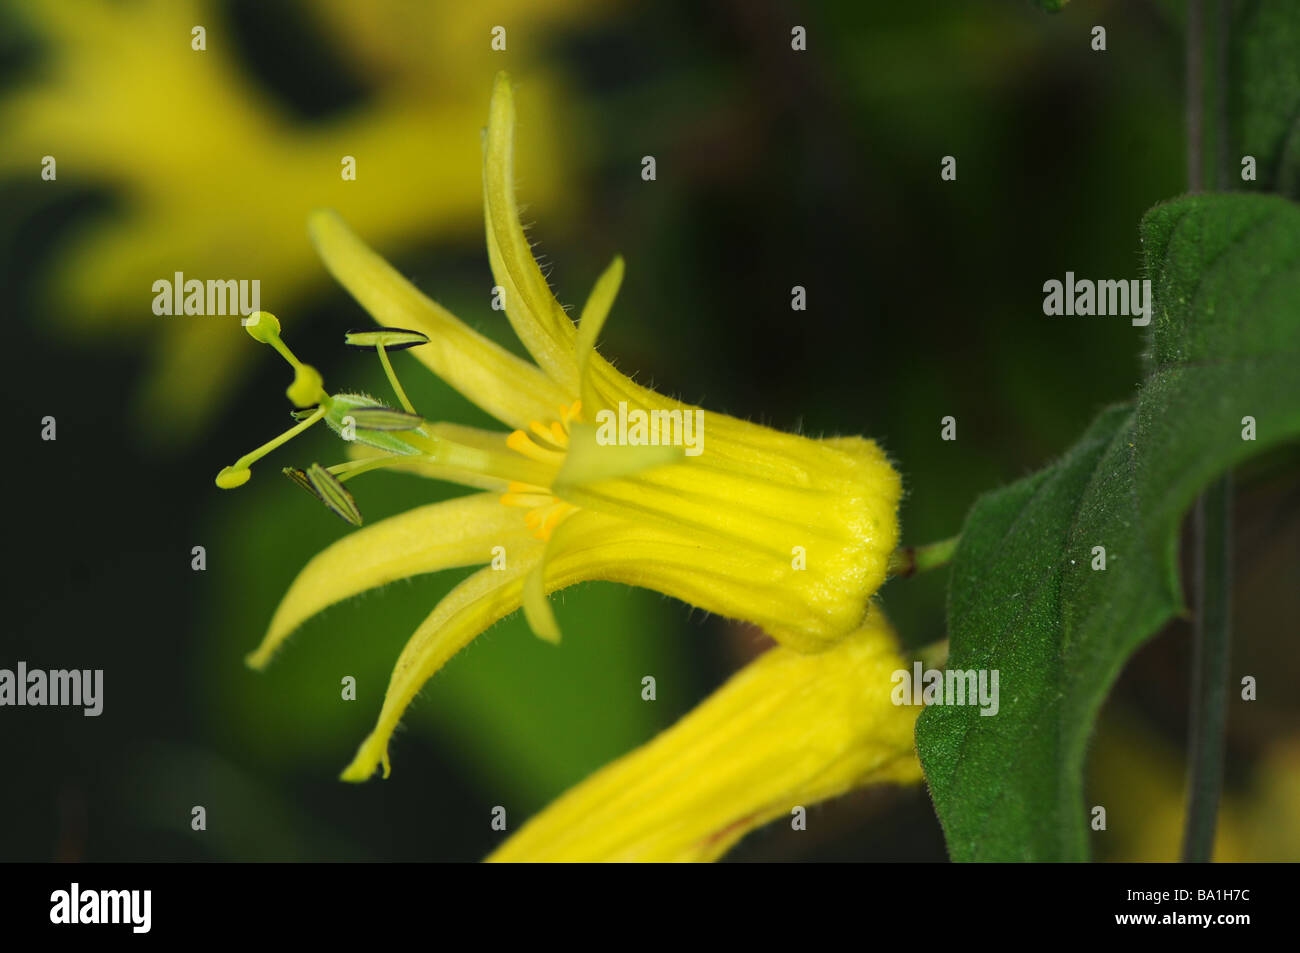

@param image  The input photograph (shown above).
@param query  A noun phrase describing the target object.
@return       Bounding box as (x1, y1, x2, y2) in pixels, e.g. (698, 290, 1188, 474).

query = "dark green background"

(2, 0, 1295, 862)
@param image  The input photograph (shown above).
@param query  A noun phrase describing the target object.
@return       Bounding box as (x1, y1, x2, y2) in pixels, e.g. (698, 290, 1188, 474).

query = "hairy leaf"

(917, 193, 1300, 861)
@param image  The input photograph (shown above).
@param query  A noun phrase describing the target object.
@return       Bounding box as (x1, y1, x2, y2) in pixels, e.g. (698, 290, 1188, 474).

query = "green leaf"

(917, 193, 1300, 861)
(1234, 1, 1300, 197)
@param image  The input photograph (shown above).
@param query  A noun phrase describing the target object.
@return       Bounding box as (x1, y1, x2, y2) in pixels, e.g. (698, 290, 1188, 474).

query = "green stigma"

(244, 310, 327, 408)
(215, 320, 438, 530)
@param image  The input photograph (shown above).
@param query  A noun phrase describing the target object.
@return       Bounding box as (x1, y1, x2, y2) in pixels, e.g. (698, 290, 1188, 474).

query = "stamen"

(343, 328, 431, 351)
(216, 405, 327, 488)
(533, 502, 577, 541)
(282, 466, 316, 497)
(559, 401, 583, 426)
(306, 463, 363, 526)
(529, 420, 561, 446)
(506, 429, 565, 465)
(501, 491, 557, 508)
(326, 455, 432, 483)
(343, 328, 428, 414)
(507, 480, 551, 495)
(376, 345, 416, 414)
(346, 406, 424, 431)
(497, 405, 586, 539)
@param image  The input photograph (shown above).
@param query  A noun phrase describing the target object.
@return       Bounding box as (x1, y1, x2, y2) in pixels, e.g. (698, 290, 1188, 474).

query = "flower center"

(501, 401, 582, 540)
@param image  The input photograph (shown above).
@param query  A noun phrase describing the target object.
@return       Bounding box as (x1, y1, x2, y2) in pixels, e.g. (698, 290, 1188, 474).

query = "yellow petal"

(543, 511, 861, 654)
(488, 610, 922, 862)
(341, 556, 540, 781)
(551, 436, 900, 652)
(575, 255, 624, 411)
(552, 422, 683, 489)
(522, 556, 562, 644)
(247, 493, 537, 669)
(345, 506, 772, 781)
(309, 209, 568, 429)
(483, 71, 579, 390)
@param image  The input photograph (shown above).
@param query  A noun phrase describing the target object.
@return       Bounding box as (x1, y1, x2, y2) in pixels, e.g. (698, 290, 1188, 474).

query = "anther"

(344, 328, 427, 414)
(506, 429, 565, 465)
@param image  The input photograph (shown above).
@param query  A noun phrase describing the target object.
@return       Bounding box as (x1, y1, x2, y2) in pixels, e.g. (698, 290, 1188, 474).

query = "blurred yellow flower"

(1091, 718, 1300, 862)
(2, 0, 587, 437)
(221, 72, 901, 784)
(489, 610, 922, 862)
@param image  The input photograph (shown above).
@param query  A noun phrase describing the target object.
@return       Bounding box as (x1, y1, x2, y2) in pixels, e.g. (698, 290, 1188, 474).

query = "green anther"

(323, 393, 426, 455)
(282, 466, 317, 498)
(342, 328, 425, 413)
(343, 327, 430, 351)
(306, 463, 363, 526)
(347, 406, 424, 431)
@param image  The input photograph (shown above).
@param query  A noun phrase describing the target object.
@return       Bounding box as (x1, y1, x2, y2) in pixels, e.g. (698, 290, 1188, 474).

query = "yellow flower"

(489, 610, 922, 862)
(218, 71, 901, 783)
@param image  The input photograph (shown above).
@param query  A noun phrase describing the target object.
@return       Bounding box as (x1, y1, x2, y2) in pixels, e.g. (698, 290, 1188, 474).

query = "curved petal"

(343, 498, 888, 781)
(575, 255, 624, 412)
(483, 72, 579, 390)
(309, 208, 568, 429)
(488, 610, 922, 862)
(344, 508, 753, 781)
(247, 493, 538, 669)
(532, 510, 870, 653)
(341, 555, 539, 781)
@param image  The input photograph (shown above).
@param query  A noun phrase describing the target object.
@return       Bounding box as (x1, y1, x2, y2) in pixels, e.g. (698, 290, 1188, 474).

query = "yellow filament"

(532, 502, 577, 540)
(506, 429, 565, 465)
(501, 491, 556, 508)
(529, 420, 561, 446)
(500, 404, 583, 540)
(376, 344, 416, 414)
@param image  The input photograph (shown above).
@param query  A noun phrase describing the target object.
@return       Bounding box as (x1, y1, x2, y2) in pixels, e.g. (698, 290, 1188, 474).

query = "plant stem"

(1186, 0, 1204, 193)
(1215, 0, 1231, 189)
(888, 535, 960, 578)
(1182, 474, 1233, 862)
(1181, 0, 1232, 863)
